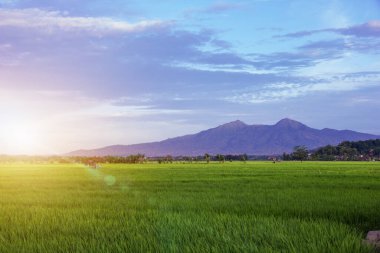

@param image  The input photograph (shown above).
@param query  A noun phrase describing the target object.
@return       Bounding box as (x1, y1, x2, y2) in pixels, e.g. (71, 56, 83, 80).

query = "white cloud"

(225, 82, 304, 104)
(368, 20, 380, 29)
(0, 8, 169, 35)
(76, 104, 194, 118)
(224, 72, 380, 104)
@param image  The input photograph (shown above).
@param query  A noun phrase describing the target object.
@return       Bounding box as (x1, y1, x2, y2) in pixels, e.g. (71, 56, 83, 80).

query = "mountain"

(67, 118, 380, 156)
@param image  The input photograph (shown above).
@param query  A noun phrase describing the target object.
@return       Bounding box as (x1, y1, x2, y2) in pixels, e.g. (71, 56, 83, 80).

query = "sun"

(9, 126, 37, 150)
(1, 119, 46, 155)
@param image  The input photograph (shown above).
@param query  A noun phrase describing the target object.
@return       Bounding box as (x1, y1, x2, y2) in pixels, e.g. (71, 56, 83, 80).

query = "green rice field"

(0, 161, 379, 252)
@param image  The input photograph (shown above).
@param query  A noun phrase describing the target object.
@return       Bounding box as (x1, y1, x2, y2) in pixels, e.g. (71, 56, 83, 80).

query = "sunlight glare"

(1, 119, 47, 155)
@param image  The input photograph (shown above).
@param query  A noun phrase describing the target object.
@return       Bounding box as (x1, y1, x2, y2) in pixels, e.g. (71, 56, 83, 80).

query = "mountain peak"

(275, 118, 307, 128)
(219, 120, 247, 128)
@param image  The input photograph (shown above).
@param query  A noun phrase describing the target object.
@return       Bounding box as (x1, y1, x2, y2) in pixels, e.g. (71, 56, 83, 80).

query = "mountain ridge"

(67, 119, 380, 156)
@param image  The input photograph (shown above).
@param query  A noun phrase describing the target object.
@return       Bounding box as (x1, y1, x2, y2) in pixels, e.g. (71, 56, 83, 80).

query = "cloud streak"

(184, 2, 243, 16)
(0, 8, 169, 34)
(224, 72, 380, 104)
(277, 20, 380, 38)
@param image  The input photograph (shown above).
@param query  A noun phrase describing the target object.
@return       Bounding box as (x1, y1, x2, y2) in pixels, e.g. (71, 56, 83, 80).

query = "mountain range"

(67, 118, 379, 156)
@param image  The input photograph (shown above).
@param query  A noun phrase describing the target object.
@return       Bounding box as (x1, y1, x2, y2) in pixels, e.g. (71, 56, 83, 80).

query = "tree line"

(155, 153, 248, 163)
(0, 154, 146, 164)
(0, 153, 249, 164)
(283, 139, 380, 161)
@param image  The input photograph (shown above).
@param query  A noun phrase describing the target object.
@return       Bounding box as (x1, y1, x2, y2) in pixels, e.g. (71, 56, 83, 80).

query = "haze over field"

(0, 0, 379, 154)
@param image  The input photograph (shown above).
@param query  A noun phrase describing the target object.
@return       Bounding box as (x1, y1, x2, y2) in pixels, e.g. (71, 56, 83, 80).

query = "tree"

(282, 152, 291, 161)
(292, 146, 308, 162)
(204, 153, 210, 163)
(216, 154, 225, 163)
(240, 153, 248, 163)
(165, 155, 173, 163)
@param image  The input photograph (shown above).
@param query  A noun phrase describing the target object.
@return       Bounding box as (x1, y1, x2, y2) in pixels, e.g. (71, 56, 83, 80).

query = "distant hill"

(67, 118, 380, 156)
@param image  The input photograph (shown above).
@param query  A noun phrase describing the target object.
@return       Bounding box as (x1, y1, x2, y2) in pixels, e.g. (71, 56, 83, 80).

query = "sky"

(0, 0, 379, 154)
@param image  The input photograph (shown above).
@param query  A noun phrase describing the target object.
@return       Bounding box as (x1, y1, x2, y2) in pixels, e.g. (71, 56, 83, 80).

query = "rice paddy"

(0, 161, 379, 252)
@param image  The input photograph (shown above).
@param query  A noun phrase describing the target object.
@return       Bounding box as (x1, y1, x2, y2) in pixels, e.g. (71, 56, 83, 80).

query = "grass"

(0, 161, 379, 252)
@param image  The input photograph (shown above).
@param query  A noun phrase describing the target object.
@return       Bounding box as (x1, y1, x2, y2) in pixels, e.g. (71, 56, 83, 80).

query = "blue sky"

(0, 0, 379, 154)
